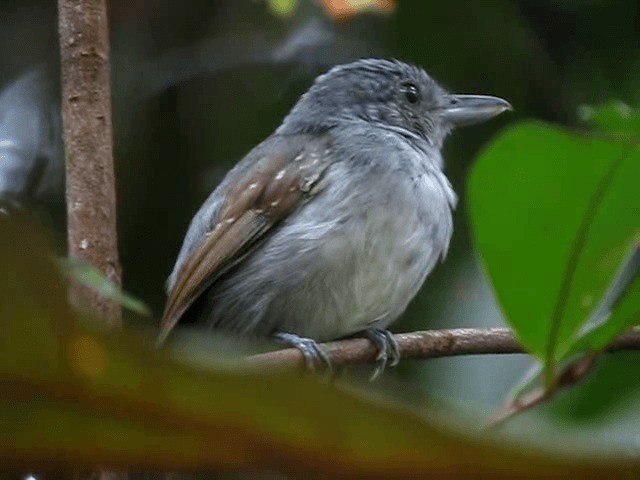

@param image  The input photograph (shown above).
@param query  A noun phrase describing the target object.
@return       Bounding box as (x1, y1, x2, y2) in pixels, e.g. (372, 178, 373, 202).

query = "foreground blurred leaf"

(469, 121, 640, 380)
(0, 217, 74, 380)
(2, 217, 640, 477)
(266, 0, 298, 18)
(57, 257, 151, 316)
(319, 0, 396, 20)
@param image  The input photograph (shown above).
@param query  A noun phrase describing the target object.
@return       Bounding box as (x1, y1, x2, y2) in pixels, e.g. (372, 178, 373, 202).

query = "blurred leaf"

(57, 257, 151, 316)
(469, 121, 640, 381)
(266, 0, 298, 18)
(578, 101, 640, 139)
(0, 217, 74, 380)
(320, 0, 397, 20)
(3, 213, 640, 477)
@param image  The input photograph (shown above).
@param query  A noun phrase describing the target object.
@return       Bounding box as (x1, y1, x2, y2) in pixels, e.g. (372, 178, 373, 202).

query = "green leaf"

(57, 257, 151, 316)
(267, 0, 298, 18)
(468, 121, 640, 379)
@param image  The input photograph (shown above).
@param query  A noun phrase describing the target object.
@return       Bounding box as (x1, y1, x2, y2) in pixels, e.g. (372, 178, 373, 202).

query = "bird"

(158, 58, 511, 375)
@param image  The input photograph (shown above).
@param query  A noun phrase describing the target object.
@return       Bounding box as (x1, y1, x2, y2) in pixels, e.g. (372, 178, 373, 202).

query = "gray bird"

(159, 59, 511, 374)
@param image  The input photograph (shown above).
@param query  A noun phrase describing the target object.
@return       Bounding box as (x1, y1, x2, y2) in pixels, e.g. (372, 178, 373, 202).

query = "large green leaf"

(2, 213, 640, 477)
(571, 102, 640, 352)
(468, 121, 640, 376)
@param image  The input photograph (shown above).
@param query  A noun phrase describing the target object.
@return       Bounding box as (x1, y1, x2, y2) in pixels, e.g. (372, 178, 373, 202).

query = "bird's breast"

(268, 158, 456, 338)
(202, 141, 456, 341)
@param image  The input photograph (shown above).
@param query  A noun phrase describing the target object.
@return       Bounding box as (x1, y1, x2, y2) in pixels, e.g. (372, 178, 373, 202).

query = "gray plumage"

(163, 59, 510, 364)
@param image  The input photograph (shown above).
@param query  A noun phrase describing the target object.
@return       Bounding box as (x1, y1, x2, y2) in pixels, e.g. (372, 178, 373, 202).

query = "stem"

(58, 0, 121, 325)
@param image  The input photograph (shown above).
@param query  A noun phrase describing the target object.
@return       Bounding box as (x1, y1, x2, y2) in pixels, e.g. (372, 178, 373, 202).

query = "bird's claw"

(365, 328, 400, 380)
(273, 332, 332, 373)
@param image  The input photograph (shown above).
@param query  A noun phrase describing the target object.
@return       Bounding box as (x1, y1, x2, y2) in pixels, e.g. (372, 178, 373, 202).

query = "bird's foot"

(273, 332, 332, 373)
(364, 328, 400, 380)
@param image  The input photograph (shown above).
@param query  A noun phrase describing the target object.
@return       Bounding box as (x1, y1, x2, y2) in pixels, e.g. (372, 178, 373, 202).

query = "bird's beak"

(440, 94, 512, 127)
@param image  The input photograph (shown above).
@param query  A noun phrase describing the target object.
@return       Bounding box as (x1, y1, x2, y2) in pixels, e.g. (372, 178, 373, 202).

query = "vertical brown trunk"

(58, 0, 122, 326)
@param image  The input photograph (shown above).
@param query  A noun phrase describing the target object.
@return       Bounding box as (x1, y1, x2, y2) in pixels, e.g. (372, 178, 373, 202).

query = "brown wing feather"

(158, 134, 333, 345)
(157, 211, 270, 344)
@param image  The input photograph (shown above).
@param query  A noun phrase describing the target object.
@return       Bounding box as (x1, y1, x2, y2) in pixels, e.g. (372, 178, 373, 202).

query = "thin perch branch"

(243, 327, 640, 371)
(58, 0, 122, 325)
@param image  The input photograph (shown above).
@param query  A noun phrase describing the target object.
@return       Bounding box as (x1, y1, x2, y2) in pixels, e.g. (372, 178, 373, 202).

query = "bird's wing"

(158, 133, 334, 344)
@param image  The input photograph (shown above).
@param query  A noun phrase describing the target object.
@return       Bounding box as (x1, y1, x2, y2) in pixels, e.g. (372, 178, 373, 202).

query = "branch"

(58, 3, 123, 479)
(489, 353, 599, 428)
(58, 0, 121, 325)
(243, 327, 640, 371)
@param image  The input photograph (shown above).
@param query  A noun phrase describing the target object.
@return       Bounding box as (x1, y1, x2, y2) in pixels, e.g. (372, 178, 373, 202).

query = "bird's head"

(279, 58, 512, 148)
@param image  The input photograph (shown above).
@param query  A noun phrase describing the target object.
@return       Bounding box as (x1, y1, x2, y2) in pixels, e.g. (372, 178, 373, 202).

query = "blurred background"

(1, 0, 639, 444)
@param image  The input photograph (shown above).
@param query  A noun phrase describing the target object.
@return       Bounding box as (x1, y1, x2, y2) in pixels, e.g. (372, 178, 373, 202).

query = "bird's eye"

(402, 83, 420, 104)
